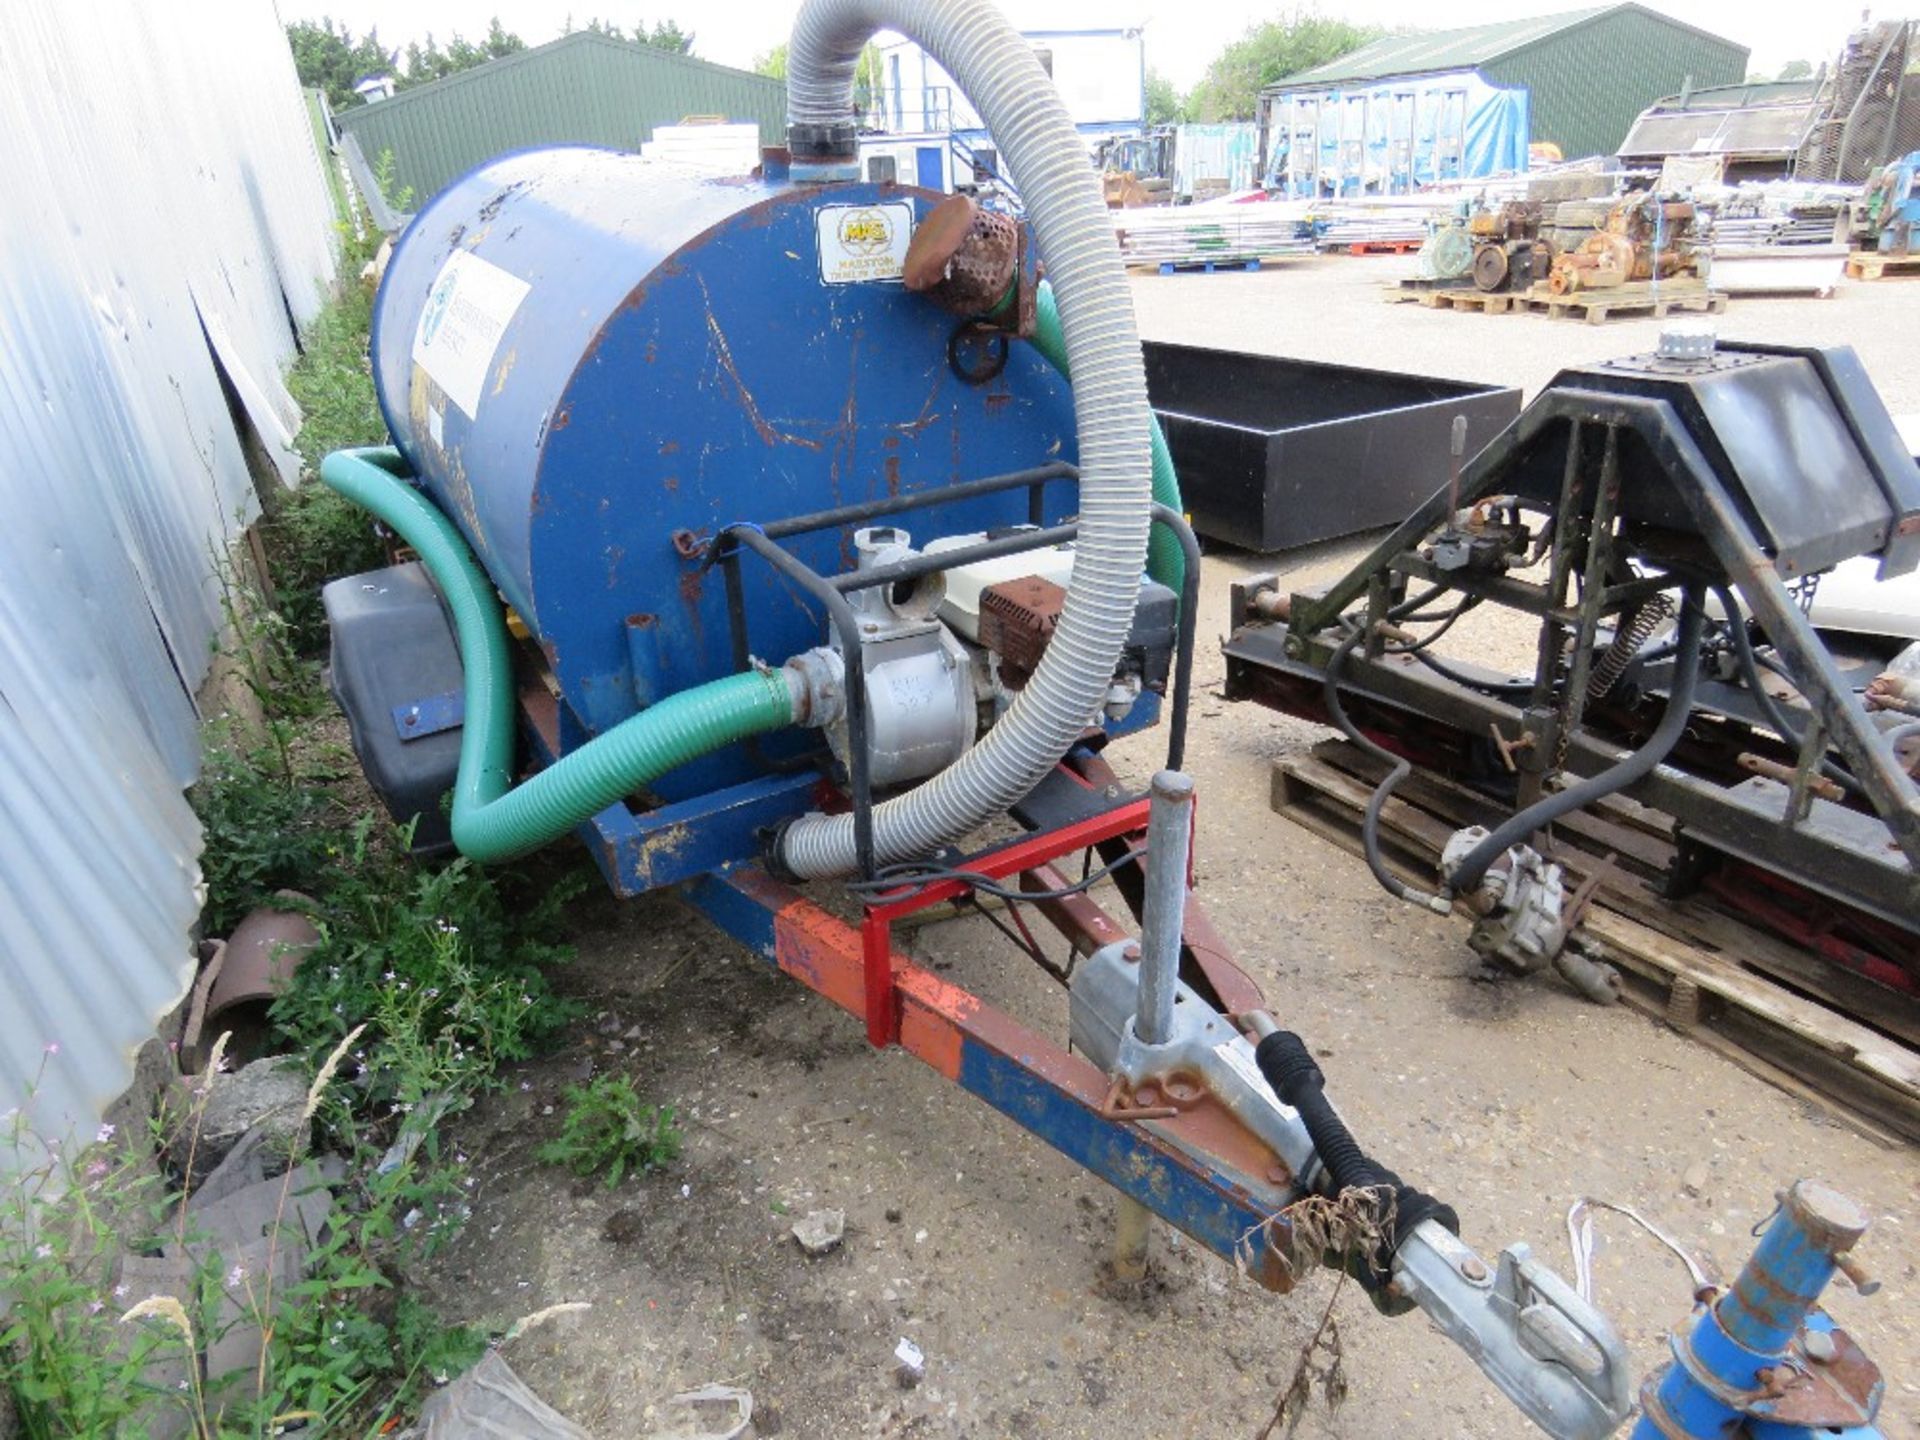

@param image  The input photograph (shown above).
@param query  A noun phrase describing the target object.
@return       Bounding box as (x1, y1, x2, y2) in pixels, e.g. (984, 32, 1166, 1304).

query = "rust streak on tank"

(697, 274, 822, 451)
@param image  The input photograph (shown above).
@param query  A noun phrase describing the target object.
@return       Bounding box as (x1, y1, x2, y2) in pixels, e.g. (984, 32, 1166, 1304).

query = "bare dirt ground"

(413, 263, 1920, 1439)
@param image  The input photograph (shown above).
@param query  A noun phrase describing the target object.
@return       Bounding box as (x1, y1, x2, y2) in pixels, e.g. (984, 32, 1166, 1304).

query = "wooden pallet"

(1414, 287, 1527, 314)
(1345, 239, 1422, 255)
(1269, 740, 1920, 1146)
(1127, 255, 1285, 276)
(1846, 249, 1920, 281)
(1522, 281, 1727, 324)
(1380, 277, 1477, 303)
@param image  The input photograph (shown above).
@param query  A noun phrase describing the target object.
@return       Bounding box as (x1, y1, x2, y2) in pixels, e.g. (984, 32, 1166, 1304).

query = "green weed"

(191, 723, 340, 937)
(537, 1075, 682, 1189)
(272, 258, 388, 654)
(2, 1038, 495, 1438)
(270, 821, 584, 1109)
(1, 1079, 172, 1437)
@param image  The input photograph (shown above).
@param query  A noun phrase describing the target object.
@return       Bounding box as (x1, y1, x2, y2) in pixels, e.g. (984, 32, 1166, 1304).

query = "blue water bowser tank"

(371, 146, 1079, 801)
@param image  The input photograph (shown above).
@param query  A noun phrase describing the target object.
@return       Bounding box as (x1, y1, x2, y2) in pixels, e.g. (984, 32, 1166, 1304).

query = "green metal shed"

(1279, 4, 1749, 162)
(334, 31, 787, 206)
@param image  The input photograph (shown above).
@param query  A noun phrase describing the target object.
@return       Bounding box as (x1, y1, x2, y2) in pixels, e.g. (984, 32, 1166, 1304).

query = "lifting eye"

(947, 321, 1009, 386)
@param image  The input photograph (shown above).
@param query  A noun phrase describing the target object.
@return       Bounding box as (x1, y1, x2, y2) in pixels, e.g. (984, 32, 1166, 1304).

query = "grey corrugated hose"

(775, 0, 1155, 878)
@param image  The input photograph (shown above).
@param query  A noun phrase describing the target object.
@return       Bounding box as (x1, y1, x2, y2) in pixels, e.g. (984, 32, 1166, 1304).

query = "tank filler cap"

(1657, 323, 1717, 361)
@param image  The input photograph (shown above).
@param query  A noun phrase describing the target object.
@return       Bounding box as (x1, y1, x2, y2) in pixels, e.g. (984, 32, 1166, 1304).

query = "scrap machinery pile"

(1466, 199, 1550, 293)
(1547, 191, 1705, 295)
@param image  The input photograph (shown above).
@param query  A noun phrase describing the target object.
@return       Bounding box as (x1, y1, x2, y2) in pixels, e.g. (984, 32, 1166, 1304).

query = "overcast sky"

(304, 0, 1880, 91)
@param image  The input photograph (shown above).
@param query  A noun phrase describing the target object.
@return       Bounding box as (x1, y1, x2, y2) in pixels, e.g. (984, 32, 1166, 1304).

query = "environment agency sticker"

(816, 202, 914, 284)
(411, 249, 530, 420)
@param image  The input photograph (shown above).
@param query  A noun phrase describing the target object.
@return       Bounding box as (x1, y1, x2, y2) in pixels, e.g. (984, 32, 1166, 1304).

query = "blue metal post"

(1634, 1180, 1883, 1440)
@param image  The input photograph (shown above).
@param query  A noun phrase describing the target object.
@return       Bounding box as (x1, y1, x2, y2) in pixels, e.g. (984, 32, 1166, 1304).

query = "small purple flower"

(96, 1122, 115, 1143)
(227, 1265, 247, 1287)
(86, 1299, 104, 1315)
(113, 1283, 130, 1299)
(34, 1244, 52, 1259)
(43, 1041, 59, 1056)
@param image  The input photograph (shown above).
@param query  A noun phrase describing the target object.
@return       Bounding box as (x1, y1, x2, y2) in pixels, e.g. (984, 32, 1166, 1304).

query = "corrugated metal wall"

(336, 33, 787, 207)
(1485, 9, 1748, 161)
(0, 0, 337, 1157)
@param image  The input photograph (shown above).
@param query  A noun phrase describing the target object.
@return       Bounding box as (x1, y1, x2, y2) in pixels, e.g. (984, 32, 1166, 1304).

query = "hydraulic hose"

(1253, 1029, 1459, 1289)
(1318, 583, 1463, 915)
(1323, 625, 1453, 914)
(319, 447, 800, 863)
(778, 0, 1155, 879)
(1031, 281, 1185, 593)
(1713, 585, 1863, 800)
(1447, 587, 1708, 895)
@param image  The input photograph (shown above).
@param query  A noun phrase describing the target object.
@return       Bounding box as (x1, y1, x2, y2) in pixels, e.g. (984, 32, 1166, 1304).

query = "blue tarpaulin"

(1263, 70, 1529, 197)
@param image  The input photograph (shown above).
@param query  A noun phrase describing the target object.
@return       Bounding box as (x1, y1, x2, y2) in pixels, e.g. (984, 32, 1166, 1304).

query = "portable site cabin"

(1257, 4, 1747, 198)
(871, 25, 1145, 182)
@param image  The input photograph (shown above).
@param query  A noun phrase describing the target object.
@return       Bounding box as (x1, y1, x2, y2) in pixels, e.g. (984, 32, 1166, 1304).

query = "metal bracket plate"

(391, 689, 464, 742)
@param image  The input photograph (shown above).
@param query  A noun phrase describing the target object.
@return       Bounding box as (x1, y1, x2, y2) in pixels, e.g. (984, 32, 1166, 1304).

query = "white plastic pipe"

(776, 0, 1155, 877)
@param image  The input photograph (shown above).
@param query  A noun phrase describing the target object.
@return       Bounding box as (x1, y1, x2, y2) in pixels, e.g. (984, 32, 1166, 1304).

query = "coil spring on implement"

(1587, 593, 1675, 703)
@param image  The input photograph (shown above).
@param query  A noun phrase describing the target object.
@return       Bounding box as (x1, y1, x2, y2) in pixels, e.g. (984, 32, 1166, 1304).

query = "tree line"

(287, 14, 695, 111)
(1150, 12, 1382, 125)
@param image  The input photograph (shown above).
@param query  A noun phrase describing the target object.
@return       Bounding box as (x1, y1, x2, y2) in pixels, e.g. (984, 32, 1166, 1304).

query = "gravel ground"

(414, 262, 1920, 1439)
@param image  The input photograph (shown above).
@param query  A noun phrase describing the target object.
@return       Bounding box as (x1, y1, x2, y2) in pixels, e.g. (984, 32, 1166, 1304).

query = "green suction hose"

(1031, 281, 1186, 592)
(319, 447, 797, 863)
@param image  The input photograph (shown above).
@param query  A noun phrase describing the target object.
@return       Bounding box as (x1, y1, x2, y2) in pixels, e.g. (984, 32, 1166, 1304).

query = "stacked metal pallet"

(1113, 202, 1313, 269)
(1698, 181, 1856, 294)
(1307, 197, 1442, 251)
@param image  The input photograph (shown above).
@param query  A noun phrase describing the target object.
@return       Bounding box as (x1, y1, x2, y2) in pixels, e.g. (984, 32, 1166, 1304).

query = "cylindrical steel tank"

(373, 147, 1077, 800)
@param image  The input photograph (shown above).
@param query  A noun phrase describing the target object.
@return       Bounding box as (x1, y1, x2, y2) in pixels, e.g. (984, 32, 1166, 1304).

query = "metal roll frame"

(701, 461, 1200, 878)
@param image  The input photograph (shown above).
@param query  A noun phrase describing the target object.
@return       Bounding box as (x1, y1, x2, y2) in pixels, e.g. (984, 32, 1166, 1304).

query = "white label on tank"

(411, 249, 530, 420)
(816, 202, 915, 285)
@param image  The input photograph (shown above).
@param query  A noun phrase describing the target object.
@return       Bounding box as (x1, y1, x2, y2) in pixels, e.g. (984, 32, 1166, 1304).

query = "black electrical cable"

(846, 848, 1142, 905)
(1403, 647, 1537, 694)
(1393, 591, 1477, 626)
(1252, 1029, 1458, 1289)
(1383, 593, 1484, 655)
(1712, 585, 1863, 800)
(1447, 587, 1709, 896)
(1322, 625, 1453, 914)
(967, 896, 1072, 983)
(1386, 582, 1451, 622)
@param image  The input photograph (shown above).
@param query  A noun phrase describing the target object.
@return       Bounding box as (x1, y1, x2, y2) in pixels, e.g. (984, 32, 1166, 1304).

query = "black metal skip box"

(1142, 341, 1523, 553)
(1225, 340, 1920, 947)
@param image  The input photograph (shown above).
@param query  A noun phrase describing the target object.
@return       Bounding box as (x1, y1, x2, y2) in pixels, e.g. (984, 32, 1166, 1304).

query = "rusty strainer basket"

(904, 194, 1022, 321)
